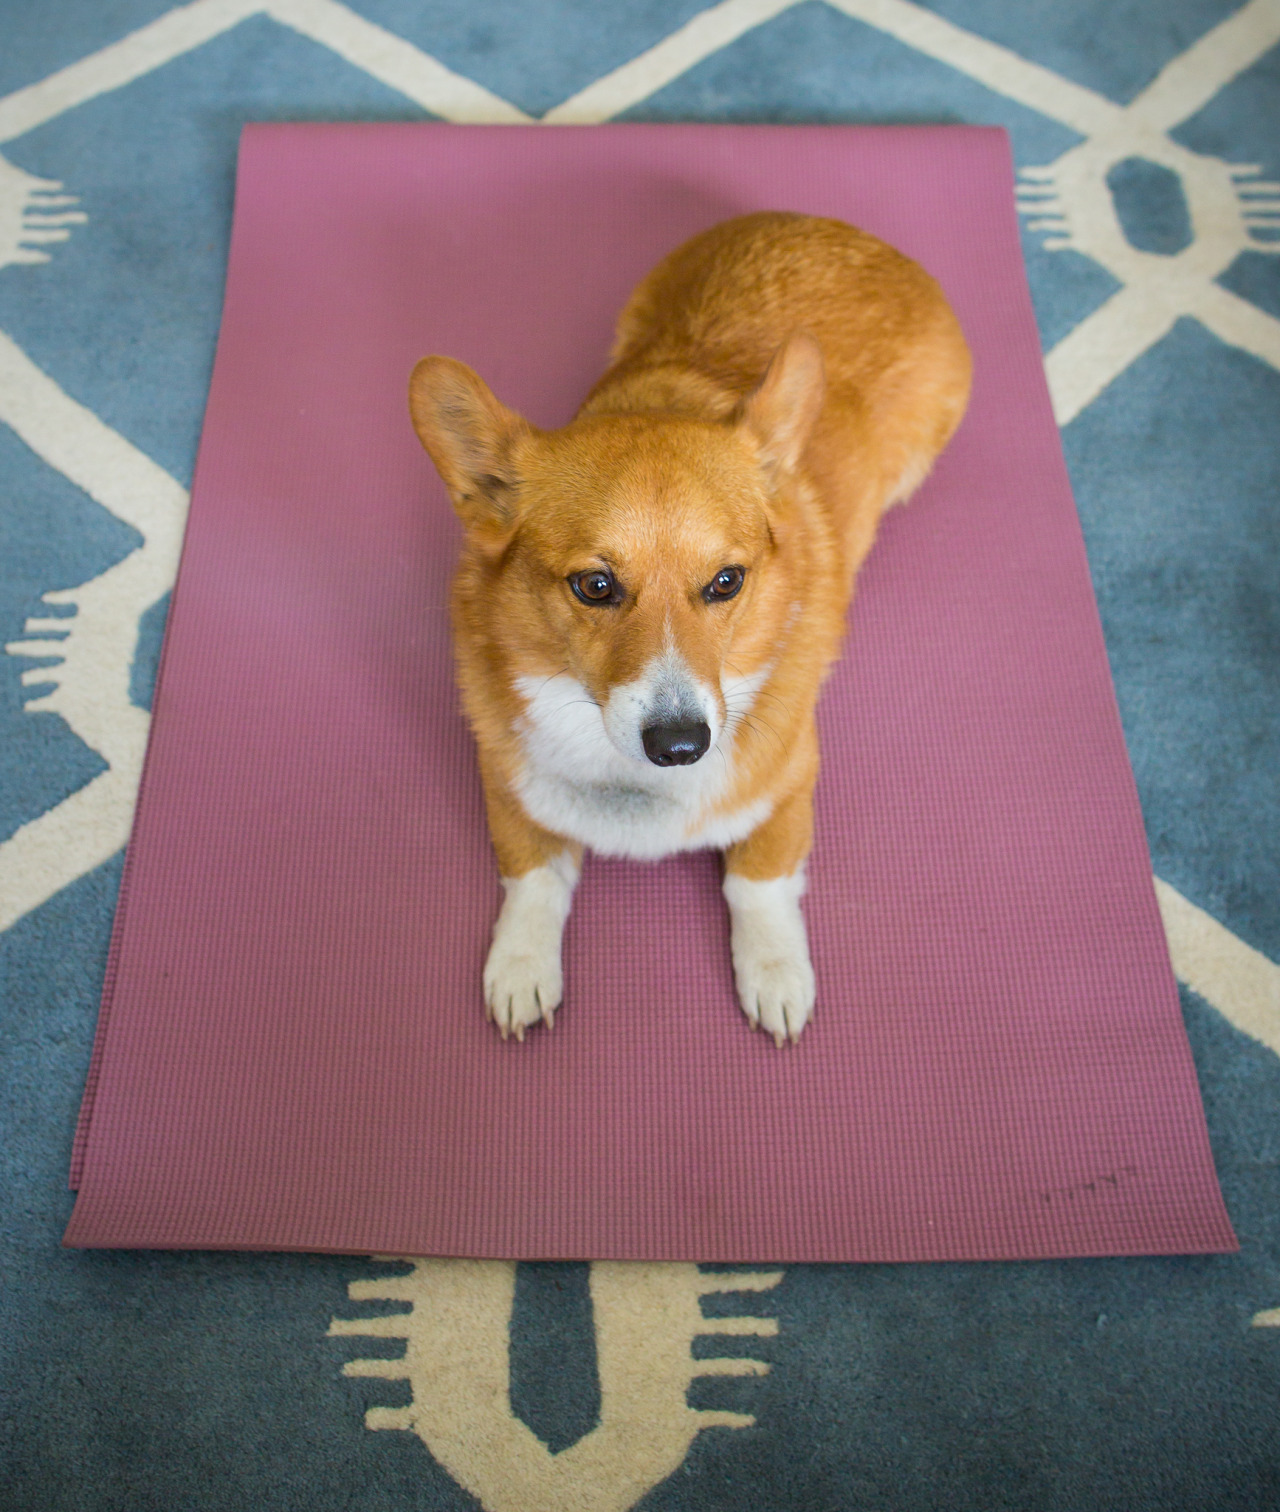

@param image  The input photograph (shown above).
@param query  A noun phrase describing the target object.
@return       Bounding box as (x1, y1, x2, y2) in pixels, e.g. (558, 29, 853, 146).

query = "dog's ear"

(408, 356, 532, 542)
(738, 330, 825, 480)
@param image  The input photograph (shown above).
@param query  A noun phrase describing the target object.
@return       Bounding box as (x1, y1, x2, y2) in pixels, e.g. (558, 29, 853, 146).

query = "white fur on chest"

(511, 673, 773, 860)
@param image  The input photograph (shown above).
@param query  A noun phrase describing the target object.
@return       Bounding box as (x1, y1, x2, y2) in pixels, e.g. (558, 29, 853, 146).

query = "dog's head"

(408, 335, 823, 768)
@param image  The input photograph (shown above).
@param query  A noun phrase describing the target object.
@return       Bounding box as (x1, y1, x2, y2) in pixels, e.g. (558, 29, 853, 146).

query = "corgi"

(408, 212, 971, 1046)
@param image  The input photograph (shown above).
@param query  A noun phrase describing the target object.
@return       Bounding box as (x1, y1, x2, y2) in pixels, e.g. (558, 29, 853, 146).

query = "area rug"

(2, 3, 1278, 1508)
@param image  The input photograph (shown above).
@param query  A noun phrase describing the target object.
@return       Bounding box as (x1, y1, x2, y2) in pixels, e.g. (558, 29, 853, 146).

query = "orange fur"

(409, 211, 971, 1037)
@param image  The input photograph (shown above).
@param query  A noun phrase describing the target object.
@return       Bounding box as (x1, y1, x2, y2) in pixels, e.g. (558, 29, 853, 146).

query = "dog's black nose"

(642, 720, 710, 767)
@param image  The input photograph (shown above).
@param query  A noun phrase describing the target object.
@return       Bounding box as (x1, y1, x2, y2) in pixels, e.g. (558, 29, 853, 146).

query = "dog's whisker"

(752, 689, 793, 717)
(739, 714, 786, 755)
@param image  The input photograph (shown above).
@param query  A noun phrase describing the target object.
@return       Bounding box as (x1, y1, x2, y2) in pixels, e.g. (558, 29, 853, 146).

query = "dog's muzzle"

(642, 719, 711, 767)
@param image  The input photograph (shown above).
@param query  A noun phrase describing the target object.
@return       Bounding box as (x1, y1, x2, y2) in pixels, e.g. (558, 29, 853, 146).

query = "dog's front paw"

(483, 859, 577, 1041)
(484, 940, 562, 1041)
(734, 945, 815, 1046)
(723, 870, 816, 1046)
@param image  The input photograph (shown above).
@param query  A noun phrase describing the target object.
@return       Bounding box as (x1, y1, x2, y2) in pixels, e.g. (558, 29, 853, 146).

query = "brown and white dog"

(408, 212, 970, 1046)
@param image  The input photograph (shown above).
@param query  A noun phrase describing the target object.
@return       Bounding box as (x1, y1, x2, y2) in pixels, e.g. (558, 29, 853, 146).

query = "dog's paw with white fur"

(733, 944, 816, 1046)
(723, 869, 816, 1046)
(484, 939, 562, 1041)
(483, 858, 578, 1041)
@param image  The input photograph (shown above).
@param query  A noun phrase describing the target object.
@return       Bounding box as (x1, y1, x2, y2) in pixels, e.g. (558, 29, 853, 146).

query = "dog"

(408, 211, 971, 1046)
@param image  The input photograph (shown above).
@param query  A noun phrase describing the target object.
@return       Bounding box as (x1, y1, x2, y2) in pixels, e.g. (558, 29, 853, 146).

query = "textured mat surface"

(2, 3, 1278, 1509)
(62, 122, 1234, 1262)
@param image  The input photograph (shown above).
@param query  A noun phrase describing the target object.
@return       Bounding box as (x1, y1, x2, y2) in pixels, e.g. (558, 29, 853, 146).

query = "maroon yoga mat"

(65, 123, 1235, 1262)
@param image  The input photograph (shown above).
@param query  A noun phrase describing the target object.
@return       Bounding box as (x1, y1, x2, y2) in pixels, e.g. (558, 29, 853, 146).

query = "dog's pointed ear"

(738, 331, 825, 480)
(408, 356, 532, 541)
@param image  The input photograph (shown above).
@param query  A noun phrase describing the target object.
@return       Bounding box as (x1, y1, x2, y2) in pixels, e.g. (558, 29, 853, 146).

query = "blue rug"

(2, 3, 1278, 1507)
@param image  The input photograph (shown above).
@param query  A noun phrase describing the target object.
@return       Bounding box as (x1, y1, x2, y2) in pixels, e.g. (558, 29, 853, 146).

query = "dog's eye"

(704, 566, 745, 602)
(570, 569, 618, 605)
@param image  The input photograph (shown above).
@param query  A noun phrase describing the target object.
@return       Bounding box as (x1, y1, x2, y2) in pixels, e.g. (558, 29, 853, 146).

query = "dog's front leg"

(723, 787, 816, 1046)
(479, 763, 582, 1041)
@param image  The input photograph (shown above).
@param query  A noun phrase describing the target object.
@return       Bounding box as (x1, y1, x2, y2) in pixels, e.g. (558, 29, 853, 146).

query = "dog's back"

(585, 211, 972, 582)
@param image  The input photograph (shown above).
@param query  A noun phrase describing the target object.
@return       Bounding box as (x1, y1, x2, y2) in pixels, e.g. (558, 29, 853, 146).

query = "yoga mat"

(64, 123, 1236, 1262)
